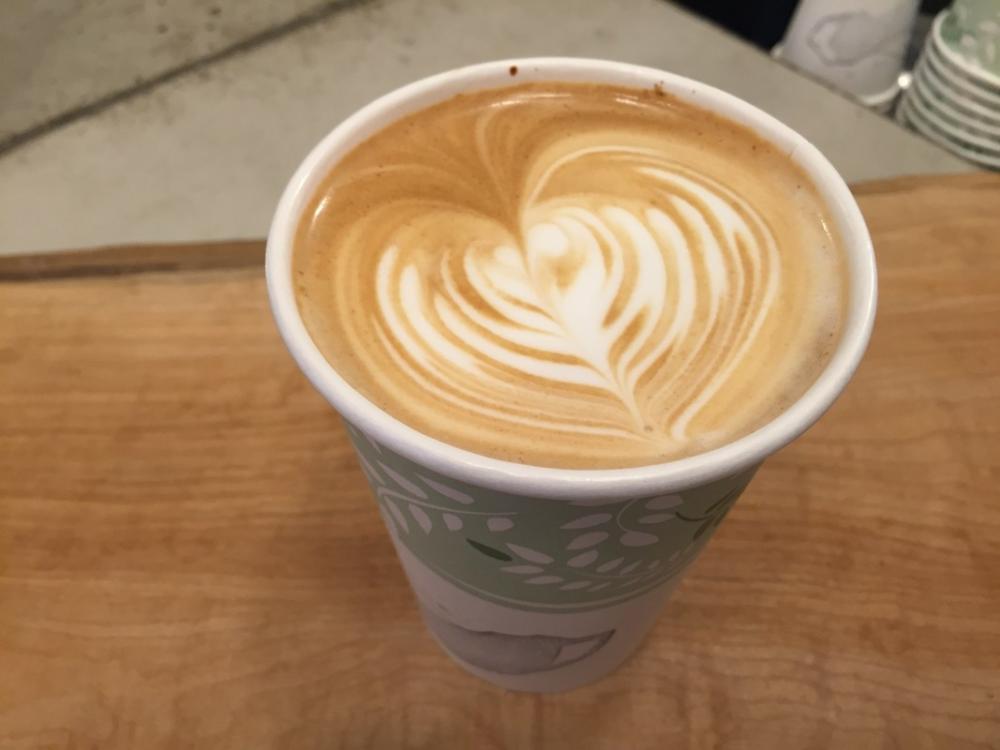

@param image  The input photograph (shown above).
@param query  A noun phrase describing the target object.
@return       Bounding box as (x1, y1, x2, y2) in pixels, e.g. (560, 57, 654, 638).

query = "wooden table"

(1, 174, 998, 749)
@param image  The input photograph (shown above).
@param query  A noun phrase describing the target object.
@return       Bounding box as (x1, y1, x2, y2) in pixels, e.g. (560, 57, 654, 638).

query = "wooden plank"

(1, 174, 998, 749)
(0, 240, 263, 281)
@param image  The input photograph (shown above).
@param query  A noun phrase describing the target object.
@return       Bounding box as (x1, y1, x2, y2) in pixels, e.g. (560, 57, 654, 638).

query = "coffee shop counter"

(1, 173, 998, 747)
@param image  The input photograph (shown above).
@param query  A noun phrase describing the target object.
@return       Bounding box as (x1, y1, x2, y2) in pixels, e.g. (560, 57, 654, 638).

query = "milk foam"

(294, 82, 846, 468)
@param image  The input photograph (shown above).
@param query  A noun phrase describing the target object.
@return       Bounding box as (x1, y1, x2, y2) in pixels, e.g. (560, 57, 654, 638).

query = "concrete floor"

(0, 0, 973, 254)
(0, 0, 336, 146)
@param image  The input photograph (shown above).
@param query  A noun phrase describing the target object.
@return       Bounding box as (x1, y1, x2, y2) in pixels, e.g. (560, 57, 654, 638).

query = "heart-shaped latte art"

(295, 82, 843, 467)
(372, 150, 780, 449)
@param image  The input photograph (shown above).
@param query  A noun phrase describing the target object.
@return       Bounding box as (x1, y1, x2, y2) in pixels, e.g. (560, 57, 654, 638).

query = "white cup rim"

(266, 58, 877, 500)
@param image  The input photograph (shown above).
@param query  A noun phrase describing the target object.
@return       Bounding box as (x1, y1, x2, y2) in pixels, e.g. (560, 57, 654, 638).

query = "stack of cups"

(898, 9, 1000, 169)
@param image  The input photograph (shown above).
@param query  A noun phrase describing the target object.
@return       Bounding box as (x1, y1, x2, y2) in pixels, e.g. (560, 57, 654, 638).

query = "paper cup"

(266, 58, 878, 692)
(776, 0, 919, 97)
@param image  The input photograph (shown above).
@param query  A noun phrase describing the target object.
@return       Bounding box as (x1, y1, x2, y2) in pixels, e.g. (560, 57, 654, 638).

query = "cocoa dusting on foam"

(294, 82, 847, 468)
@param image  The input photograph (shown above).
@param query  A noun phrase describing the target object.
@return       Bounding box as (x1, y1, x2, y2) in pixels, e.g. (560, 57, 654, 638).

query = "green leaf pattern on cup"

(347, 423, 757, 613)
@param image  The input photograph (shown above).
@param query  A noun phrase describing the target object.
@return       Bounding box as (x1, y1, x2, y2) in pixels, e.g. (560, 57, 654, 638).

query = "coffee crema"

(294, 82, 846, 468)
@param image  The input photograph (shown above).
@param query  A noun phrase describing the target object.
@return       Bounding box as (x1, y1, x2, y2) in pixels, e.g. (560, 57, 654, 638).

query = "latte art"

(295, 82, 846, 467)
(376, 157, 779, 443)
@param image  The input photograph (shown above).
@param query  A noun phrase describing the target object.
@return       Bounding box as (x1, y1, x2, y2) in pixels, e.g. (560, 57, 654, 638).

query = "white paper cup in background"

(777, 0, 920, 97)
(266, 58, 878, 692)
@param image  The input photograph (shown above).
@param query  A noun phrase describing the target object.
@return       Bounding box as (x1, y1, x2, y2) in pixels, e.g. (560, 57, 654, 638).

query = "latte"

(293, 82, 846, 468)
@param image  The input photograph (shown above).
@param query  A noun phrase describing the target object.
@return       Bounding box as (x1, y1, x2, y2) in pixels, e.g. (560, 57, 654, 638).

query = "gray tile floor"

(0, 0, 973, 254)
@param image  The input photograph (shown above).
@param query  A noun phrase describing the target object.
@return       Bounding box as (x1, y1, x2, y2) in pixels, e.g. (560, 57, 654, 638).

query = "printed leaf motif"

(356, 454, 384, 486)
(386, 501, 409, 534)
(620, 531, 658, 547)
(348, 424, 757, 612)
(596, 557, 624, 573)
(561, 513, 613, 530)
(408, 504, 432, 534)
(645, 494, 683, 510)
(566, 532, 608, 550)
(380, 462, 427, 498)
(567, 550, 599, 568)
(419, 475, 475, 505)
(467, 538, 512, 561)
(506, 544, 554, 564)
(502, 565, 544, 574)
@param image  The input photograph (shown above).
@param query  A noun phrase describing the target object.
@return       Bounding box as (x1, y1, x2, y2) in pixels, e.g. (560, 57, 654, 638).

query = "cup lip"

(858, 80, 902, 107)
(266, 57, 877, 501)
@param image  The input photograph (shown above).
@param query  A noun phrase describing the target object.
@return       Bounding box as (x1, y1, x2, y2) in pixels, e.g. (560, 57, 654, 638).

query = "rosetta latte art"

(375, 152, 778, 444)
(295, 83, 845, 467)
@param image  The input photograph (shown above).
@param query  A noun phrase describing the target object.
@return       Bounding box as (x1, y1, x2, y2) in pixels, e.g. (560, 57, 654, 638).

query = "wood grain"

(1, 174, 999, 749)
(0, 240, 264, 281)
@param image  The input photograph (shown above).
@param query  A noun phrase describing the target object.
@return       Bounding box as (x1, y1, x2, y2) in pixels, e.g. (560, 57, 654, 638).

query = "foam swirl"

(295, 83, 844, 467)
